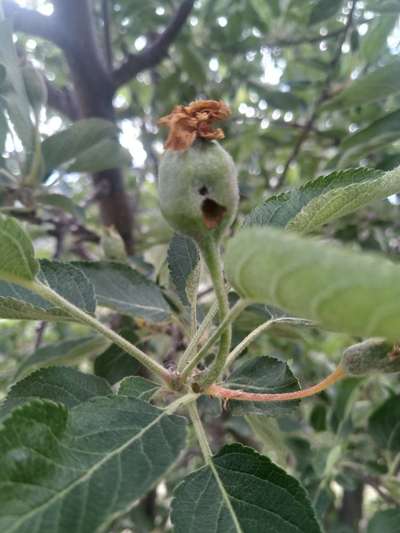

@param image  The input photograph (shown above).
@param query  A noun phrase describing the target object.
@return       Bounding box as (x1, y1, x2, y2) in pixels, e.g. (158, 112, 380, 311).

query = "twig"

(178, 300, 219, 372)
(342, 462, 400, 506)
(113, 0, 195, 87)
(101, 0, 112, 70)
(225, 317, 315, 368)
(180, 299, 249, 382)
(21, 278, 172, 382)
(45, 79, 81, 120)
(4, 0, 69, 49)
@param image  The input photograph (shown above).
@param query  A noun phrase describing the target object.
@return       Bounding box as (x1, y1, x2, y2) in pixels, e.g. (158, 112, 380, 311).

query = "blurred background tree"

(1, 1, 400, 531)
(4, 0, 400, 256)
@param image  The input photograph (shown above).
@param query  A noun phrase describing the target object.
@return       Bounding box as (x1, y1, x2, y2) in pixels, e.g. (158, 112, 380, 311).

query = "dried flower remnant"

(159, 100, 231, 151)
(158, 98, 238, 242)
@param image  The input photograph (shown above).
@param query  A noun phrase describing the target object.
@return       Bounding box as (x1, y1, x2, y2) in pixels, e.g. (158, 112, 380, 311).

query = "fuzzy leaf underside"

(225, 227, 400, 341)
(244, 167, 398, 233)
(288, 165, 400, 233)
(0, 216, 38, 281)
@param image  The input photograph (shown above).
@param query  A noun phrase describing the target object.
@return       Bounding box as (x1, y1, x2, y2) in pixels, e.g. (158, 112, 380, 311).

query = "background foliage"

(1, 0, 400, 532)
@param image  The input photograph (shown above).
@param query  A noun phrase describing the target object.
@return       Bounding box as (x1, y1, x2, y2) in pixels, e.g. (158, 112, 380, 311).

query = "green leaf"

(309, 0, 343, 25)
(249, 0, 271, 29)
(172, 443, 322, 533)
(36, 193, 85, 220)
(0, 259, 95, 321)
(368, 1, 400, 13)
(350, 28, 360, 52)
(0, 216, 38, 281)
(118, 376, 160, 401)
(73, 261, 170, 322)
(339, 110, 400, 163)
(245, 167, 383, 231)
(328, 377, 363, 435)
(42, 118, 119, 173)
(0, 366, 112, 420)
(225, 226, 400, 341)
(67, 138, 131, 173)
(287, 165, 400, 233)
(0, 393, 187, 532)
(0, 21, 35, 157)
(94, 329, 141, 385)
(360, 15, 397, 63)
(225, 356, 300, 416)
(15, 336, 109, 379)
(246, 415, 289, 465)
(368, 509, 400, 533)
(38, 260, 96, 314)
(368, 395, 400, 452)
(167, 233, 200, 306)
(245, 190, 295, 228)
(387, 423, 400, 453)
(0, 64, 6, 86)
(323, 60, 400, 110)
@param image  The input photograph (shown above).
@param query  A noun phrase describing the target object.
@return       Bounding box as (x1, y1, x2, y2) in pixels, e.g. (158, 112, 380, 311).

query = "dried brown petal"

(158, 100, 230, 151)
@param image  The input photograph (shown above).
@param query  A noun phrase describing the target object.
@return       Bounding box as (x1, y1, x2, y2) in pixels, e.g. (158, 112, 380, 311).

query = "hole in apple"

(201, 198, 227, 229)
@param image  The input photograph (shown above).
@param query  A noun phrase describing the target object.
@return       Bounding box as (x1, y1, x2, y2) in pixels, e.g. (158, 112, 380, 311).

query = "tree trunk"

(338, 483, 363, 532)
(53, 0, 135, 253)
(6, 0, 194, 254)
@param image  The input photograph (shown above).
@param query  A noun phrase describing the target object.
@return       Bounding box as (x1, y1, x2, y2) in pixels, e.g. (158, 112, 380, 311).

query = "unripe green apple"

(158, 139, 238, 244)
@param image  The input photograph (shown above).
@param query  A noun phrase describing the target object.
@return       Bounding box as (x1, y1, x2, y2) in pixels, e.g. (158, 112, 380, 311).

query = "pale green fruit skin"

(101, 227, 127, 262)
(158, 140, 238, 244)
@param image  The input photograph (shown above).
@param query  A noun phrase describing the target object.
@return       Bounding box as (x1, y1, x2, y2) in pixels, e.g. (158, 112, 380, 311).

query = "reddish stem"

(206, 366, 346, 402)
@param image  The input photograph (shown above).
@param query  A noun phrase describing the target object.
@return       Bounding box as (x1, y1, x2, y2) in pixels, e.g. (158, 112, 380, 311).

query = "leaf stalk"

(24, 279, 171, 383)
(206, 366, 346, 402)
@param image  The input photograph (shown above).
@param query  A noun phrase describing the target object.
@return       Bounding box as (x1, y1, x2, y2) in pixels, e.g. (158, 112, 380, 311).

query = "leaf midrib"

(216, 462, 315, 532)
(208, 460, 244, 533)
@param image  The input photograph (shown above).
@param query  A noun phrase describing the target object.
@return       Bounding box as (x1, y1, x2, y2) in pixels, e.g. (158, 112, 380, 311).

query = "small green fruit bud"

(101, 226, 127, 262)
(22, 63, 47, 115)
(158, 100, 238, 244)
(341, 338, 400, 376)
